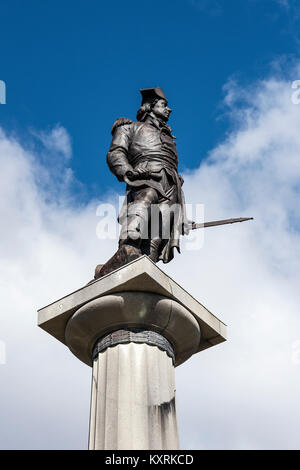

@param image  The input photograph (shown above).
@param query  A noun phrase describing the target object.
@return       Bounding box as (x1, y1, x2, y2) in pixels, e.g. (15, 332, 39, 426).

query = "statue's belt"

(124, 167, 181, 201)
(129, 152, 178, 170)
(124, 175, 169, 199)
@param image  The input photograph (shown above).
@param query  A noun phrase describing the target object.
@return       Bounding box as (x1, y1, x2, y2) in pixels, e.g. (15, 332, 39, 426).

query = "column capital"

(38, 256, 227, 366)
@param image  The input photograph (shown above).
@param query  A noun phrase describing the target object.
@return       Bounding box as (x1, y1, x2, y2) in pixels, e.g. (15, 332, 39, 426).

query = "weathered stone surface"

(38, 256, 227, 361)
(89, 342, 179, 450)
(38, 256, 227, 451)
(92, 329, 175, 363)
(65, 292, 200, 366)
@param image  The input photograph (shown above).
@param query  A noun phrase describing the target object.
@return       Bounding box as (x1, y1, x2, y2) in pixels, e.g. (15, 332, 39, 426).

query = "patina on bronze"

(94, 88, 252, 279)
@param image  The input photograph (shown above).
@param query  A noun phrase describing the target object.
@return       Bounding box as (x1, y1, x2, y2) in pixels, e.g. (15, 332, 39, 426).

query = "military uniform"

(106, 89, 188, 264)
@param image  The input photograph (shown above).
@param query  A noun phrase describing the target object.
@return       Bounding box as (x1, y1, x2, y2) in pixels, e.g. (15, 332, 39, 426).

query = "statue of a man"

(95, 87, 189, 279)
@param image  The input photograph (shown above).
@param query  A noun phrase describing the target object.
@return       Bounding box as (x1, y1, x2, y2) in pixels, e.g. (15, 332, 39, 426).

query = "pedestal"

(38, 255, 227, 450)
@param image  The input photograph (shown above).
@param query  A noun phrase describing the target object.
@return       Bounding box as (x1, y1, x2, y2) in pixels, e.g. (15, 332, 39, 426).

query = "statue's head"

(136, 87, 172, 122)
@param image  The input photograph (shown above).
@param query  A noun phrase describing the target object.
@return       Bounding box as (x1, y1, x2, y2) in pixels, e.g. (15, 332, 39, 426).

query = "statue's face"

(152, 99, 172, 122)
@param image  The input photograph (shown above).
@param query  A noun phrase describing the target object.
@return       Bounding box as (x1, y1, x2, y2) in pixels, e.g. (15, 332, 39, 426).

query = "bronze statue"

(94, 87, 252, 279)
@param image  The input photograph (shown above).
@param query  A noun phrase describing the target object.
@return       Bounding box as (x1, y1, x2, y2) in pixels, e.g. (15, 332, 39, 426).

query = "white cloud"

(0, 128, 117, 449)
(33, 125, 72, 160)
(170, 67, 300, 449)
(0, 64, 300, 449)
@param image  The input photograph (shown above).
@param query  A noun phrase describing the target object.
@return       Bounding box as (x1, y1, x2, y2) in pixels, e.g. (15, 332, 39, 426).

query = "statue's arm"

(106, 119, 134, 182)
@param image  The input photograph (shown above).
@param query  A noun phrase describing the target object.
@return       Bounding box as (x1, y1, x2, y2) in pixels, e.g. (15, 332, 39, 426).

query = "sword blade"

(189, 217, 254, 230)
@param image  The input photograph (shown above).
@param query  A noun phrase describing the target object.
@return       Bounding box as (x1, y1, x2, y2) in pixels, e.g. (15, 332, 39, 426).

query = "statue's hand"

(126, 169, 151, 180)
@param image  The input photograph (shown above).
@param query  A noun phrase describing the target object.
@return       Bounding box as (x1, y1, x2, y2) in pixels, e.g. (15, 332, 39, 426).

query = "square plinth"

(38, 256, 227, 357)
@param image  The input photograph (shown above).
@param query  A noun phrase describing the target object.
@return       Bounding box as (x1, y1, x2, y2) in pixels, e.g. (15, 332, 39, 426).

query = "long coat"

(106, 113, 189, 263)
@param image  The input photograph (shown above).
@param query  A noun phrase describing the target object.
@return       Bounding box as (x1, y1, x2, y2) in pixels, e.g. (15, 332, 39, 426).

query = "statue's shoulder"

(111, 117, 135, 135)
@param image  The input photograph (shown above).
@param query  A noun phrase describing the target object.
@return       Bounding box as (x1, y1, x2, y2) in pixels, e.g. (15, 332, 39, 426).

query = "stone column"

(88, 330, 179, 450)
(64, 291, 201, 450)
(38, 258, 227, 451)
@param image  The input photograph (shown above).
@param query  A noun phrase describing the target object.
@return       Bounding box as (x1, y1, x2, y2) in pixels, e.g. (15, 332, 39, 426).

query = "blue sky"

(1, 0, 300, 450)
(1, 0, 300, 199)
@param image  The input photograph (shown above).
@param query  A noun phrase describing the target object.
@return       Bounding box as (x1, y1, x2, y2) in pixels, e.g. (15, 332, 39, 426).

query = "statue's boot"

(94, 242, 141, 279)
(94, 205, 150, 280)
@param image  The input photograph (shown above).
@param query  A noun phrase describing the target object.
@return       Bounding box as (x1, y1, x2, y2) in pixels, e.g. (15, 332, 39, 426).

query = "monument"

(38, 87, 252, 450)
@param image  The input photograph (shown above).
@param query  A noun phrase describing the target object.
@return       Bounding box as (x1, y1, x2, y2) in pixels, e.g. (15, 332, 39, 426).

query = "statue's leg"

(119, 187, 159, 248)
(148, 238, 162, 262)
(148, 187, 178, 262)
(94, 188, 159, 279)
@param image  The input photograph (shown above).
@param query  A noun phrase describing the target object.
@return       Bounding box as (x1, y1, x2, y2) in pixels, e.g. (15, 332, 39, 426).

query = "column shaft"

(88, 342, 179, 450)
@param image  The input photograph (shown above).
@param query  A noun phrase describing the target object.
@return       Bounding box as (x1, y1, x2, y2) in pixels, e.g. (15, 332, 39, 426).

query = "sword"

(189, 217, 254, 230)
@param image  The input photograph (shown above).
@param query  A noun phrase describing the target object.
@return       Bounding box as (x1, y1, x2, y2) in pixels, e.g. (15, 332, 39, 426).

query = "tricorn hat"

(140, 87, 168, 105)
